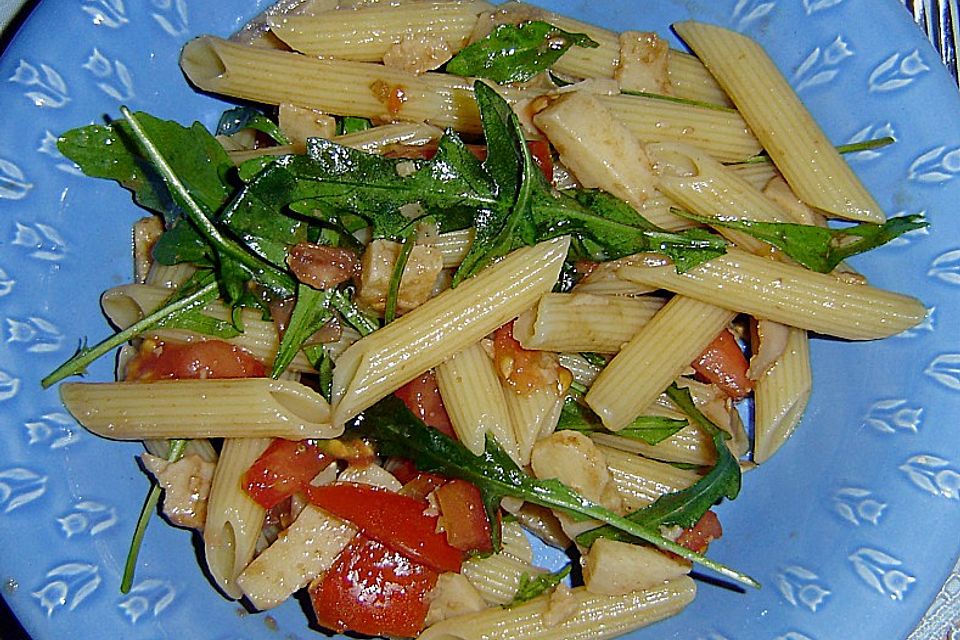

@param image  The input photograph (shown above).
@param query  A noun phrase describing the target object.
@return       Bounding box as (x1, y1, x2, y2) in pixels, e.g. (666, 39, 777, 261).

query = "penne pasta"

(586, 296, 735, 431)
(269, 1, 493, 60)
(598, 93, 761, 163)
(591, 426, 715, 468)
(617, 249, 927, 340)
(331, 237, 569, 425)
(599, 445, 698, 511)
(418, 578, 696, 640)
(101, 283, 316, 373)
(514, 292, 665, 353)
(181, 36, 526, 134)
(436, 341, 519, 461)
(204, 437, 272, 599)
(60, 378, 338, 440)
(674, 21, 885, 222)
(546, 12, 731, 105)
(753, 326, 812, 464)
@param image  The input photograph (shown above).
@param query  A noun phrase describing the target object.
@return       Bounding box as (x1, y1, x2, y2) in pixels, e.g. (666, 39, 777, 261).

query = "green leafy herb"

(446, 21, 599, 84)
(576, 385, 741, 547)
(671, 209, 927, 273)
(121, 438, 186, 593)
(558, 396, 687, 445)
(384, 231, 415, 324)
(305, 346, 335, 402)
(452, 81, 542, 283)
(509, 565, 572, 606)
(42, 278, 222, 387)
(217, 106, 290, 145)
(361, 395, 758, 588)
(452, 83, 727, 281)
(620, 89, 735, 112)
(234, 133, 497, 240)
(271, 283, 335, 378)
(120, 108, 295, 301)
(579, 352, 607, 368)
(329, 289, 379, 337)
(58, 111, 234, 224)
(733, 136, 896, 165)
(338, 116, 372, 135)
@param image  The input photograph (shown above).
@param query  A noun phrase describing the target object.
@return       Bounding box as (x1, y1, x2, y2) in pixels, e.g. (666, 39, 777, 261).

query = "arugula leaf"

(452, 82, 541, 283)
(671, 209, 927, 273)
(530, 191, 726, 271)
(509, 565, 571, 606)
(42, 278, 222, 387)
(329, 289, 379, 337)
(576, 385, 741, 546)
(152, 218, 213, 266)
(303, 345, 335, 402)
(155, 273, 242, 339)
(227, 134, 497, 240)
(271, 283, 334, 378)
(620, 89, 736, 112)
(122, 438, 186, 593)
(58, 112, 234, 225)
(733, 136, 896, 165)
(217, 106, 290, 145)
(558, 396, 687, 445)
(361, 395, 758, 588)
(120, 108, 295, 301)
(384, 231, 415, 324)
(453, 84, 727, 281)
(338, 116, 372, 135)
(446, 21, 599, 84)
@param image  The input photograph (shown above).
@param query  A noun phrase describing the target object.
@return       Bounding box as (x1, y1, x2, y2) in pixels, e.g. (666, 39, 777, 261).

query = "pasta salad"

(43, 1, 927, 638)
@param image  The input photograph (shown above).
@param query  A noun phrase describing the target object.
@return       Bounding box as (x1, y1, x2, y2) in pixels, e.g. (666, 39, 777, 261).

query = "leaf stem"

(384, 231, 415, 324)
(42, 280, 220, 388)
(121, 438, 186, 593)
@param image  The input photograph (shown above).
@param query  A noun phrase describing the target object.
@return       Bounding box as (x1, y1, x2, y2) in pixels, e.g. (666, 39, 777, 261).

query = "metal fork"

(904, 0, 960, 83)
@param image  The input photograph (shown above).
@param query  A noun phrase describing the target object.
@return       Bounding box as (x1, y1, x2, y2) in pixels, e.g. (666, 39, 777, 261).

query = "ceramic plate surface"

(1, 1, 959, 639)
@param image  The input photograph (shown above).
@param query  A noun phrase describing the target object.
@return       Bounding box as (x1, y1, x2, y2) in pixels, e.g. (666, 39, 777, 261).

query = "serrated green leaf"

(446, 21, 599, 84)
(361, 395, 757, 588)
(672, 210, 927, 273)
(576, 385, 741, 546)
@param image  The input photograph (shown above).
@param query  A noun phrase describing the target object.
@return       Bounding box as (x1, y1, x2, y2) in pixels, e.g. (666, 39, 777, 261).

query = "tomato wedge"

(243, 439, 334, 509)
(691, 329, 753, 400)
(676, 510, 723, 554)
(126, 339, 266, 381)
(306, 482, 462, 573)
(435, 479, 492, 554)
(310, 534, 437, 638)
(394, 371, 456, 437)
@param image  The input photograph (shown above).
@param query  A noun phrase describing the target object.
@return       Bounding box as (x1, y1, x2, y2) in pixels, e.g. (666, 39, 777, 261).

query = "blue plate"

(1, 1, 959, 638)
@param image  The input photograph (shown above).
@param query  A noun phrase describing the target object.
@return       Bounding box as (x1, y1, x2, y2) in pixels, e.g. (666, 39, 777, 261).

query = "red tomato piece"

(493, 321, 569, 394)
(126, 339, 266, 381)
(435, 479, 492, 554)
(691, 329, 753, 400)
(310, 534, 437, 638)
(306, 483, 463, 573)
(676, 510, 723, 554)
(394, 371, 456, 437)
(243, 439, 334, 509)
(526, 139, 554, 184)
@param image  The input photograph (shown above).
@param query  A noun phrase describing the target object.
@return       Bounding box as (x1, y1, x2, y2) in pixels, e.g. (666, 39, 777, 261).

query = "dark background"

(2, 2, 36, 638)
